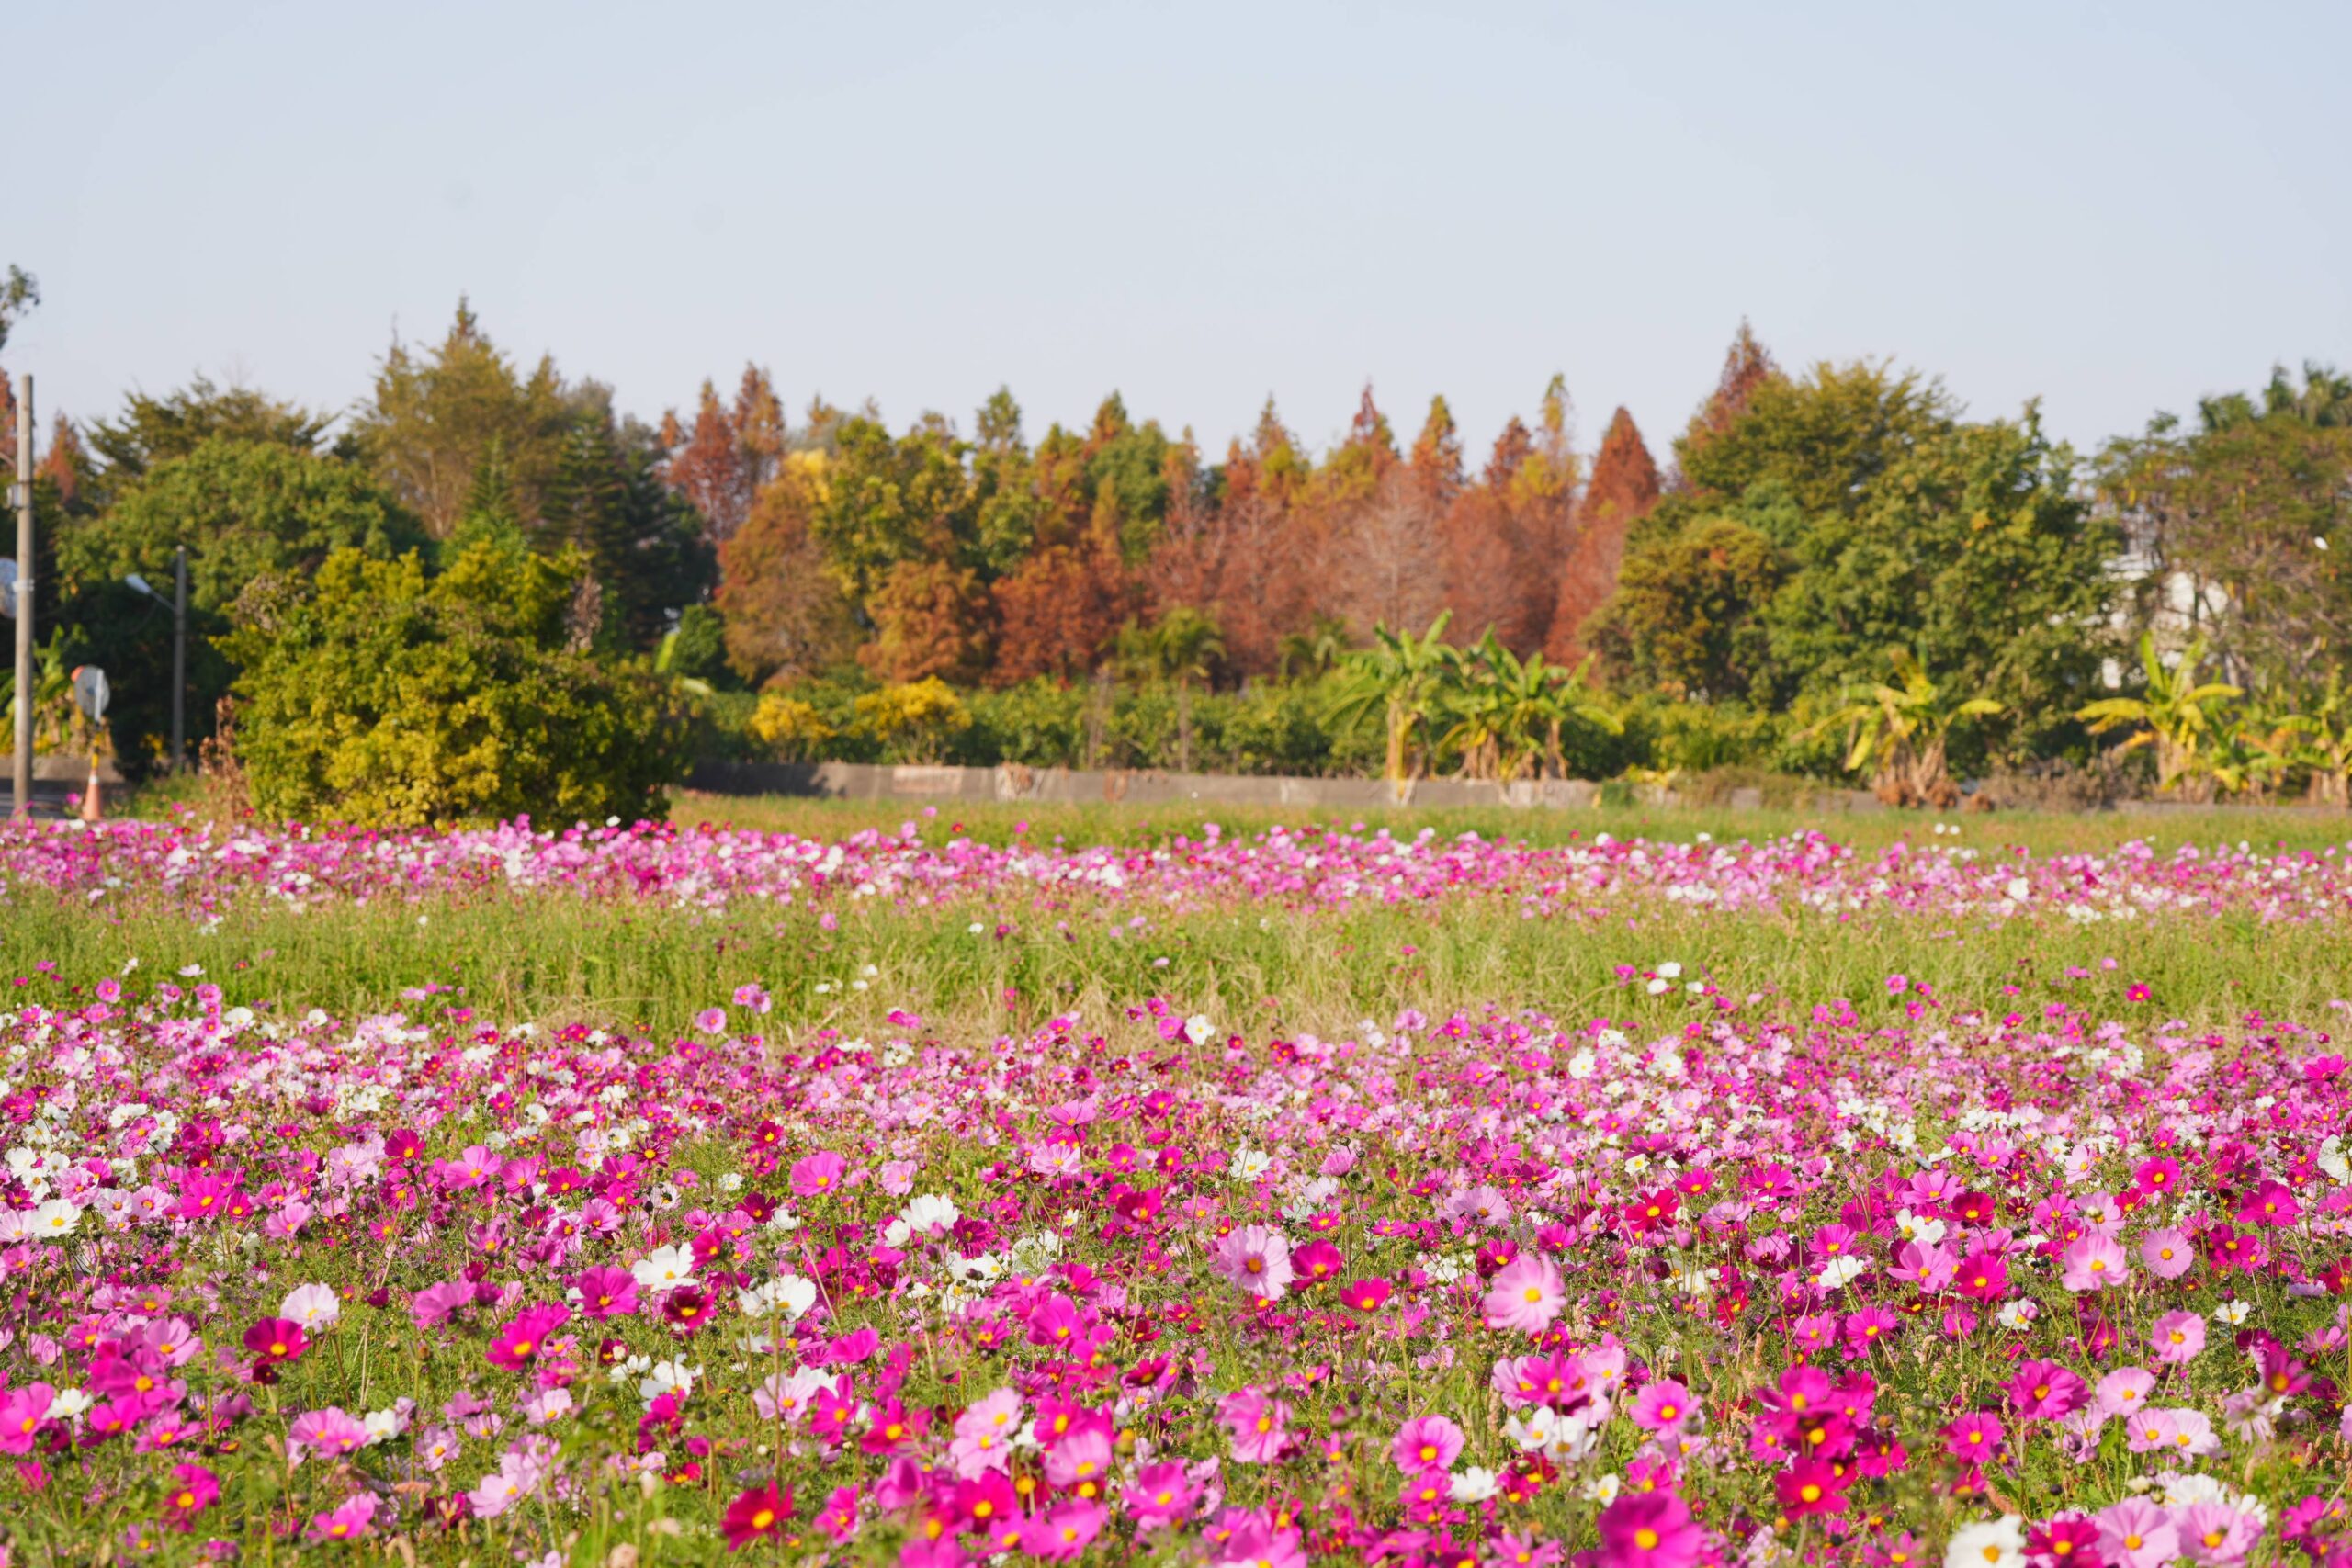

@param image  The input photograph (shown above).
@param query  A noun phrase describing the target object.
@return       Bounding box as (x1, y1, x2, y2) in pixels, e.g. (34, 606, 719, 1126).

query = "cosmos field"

(4, 803, 2352, 1566)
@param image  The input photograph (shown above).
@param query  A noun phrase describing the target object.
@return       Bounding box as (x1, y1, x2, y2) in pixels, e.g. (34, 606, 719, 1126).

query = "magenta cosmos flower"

(1389, 1415, 1465, 1472)
(1595, 1490, 1705, 1568)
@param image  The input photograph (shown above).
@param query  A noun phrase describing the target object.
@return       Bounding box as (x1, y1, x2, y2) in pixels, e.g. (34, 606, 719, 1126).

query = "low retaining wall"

(684, 761, 1883, 814)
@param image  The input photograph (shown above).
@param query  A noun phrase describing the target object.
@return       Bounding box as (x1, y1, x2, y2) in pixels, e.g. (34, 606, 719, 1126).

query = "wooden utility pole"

(10, 374, 30, 819)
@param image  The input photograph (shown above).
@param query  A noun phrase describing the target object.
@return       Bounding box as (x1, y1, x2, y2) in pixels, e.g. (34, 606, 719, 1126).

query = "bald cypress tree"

(1546, 408, 1660, 663)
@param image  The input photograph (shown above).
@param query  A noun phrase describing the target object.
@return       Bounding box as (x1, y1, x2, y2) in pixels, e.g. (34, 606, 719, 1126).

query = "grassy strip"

(3, 888, 2331, 1042)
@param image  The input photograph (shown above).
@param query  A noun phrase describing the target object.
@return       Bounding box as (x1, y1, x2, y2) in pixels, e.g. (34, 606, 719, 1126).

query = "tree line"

(3, 273, 2348, 819)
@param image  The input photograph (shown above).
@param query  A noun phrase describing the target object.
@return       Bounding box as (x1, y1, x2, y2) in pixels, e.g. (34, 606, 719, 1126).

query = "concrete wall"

(685, 760, 1883, 814)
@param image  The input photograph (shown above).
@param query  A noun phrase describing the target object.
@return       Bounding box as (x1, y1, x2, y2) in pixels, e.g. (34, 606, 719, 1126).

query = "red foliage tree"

(1547, 407, 1659, 664)
(989, 532, 1132, 685)
(714, 464, 855, 685)
(859, 558, 997, 684)
(1677, 319, 1779, 476)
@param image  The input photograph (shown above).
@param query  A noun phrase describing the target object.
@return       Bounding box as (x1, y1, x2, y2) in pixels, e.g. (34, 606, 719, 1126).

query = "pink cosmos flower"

(1019, 1500, 1105, 1561)
(2151, 1310, 2206, 1364)
(1217, 1386, 1292, 1464)
(304, 1494, 378, 1541)
(2098, 1498, 2179, 1568)
(789, 1150, 846, 1198)
(1389, 1414, 1465, 1472)
(288, 1407, 370, 1462)
(1594, 1489, 1705, 1568)
(2096, 1366, 2155, 1417)
(1121, 1461, 1197, 1527)
(2235, 1179, 2301, 1230)
(1214, 1518, 1307, 1568)
(2177, 1500, 2261, 1563)
(2060, 1234, 2128, 1292)
(1629, 1378, 1696, 1434)
(1939, 1411, 2004, 1462)
(571, 1265, 639, 1319)
(1213, 1224, 1295, 1302)
(0, 1383, 53, 1455)
(1482, 1251, 1566, 1334)
(2003, 1359, 2088, 1421)
(2140, 1227, 2196, 1279)
(161, 1462, 219, 1531)
(486, 1303, 570, 1371)
(695, 1007, 728, 1034)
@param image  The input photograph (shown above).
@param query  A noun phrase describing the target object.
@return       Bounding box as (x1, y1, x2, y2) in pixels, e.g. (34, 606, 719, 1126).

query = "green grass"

(667, 790, 2352, 858)
(5, 876, 2330, 1043)
(23, 788, 2345, 1039)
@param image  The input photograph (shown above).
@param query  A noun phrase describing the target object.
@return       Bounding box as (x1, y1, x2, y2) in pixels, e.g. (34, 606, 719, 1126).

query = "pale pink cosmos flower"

(2096, 1367, 2155, 1418)
(2151, 1310, 2206, 1364)
(2097, 1498, 2179, 1568)
(1214, 1225, 1295, 1302)
(1482, 1252, 1566, 1334)
(2140, 1227, 2196, 1279)
(2177, 1500, 2261, 1563)
(2122, 1407, 2181, 1453)
(1218, 1386, 1292, 1464)
(2060, 1234, 2128, 1292)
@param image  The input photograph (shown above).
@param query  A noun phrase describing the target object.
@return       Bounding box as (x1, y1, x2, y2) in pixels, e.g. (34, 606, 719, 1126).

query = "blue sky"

(12, 0, 2348, 465)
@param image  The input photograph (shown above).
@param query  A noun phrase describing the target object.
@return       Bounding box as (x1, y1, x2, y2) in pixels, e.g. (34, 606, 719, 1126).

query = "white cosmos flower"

(1815, 1256, 1870, 1291)
(630, 1245, 696, 1293)
(1945, 1516, 2025, 1568)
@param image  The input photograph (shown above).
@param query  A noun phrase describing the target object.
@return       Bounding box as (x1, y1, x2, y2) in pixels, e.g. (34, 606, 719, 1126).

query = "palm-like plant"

(1117, 606, 1226, 773)
(1810, 649, 2004, 807)
(2075, 633, 2242, 798)
(1327, 611, 1456, 794)
(2282, 671, 2352, 807)
(1441, 633, 1620, 782)
(1, 630, 75, 760)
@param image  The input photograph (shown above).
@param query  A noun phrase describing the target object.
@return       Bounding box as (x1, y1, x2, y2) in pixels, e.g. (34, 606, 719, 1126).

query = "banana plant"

(2075, 633, 2242, 798)
(1328, 611, 1457, 792)
(0, 629, 75, 759)
(1440, 632, 1619, 782)
(2282, 671, 2352, 807)
(1809, 649, 2004, 806)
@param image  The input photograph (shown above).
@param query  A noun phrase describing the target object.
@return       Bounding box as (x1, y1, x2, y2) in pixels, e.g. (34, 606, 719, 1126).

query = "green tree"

(1588, 516, 1784, 702)
(224, 543, 686, 826)
(2099, 364, 2352, 684)
(54, 439, 430, 775)
(538, 408, 717, 653)
(84, 375, 331, 485)
(0, 264, 35, 355)
(810, 414, 979, 612)
(1441, 633, 1618, 781)
(351, 299, 572, 536)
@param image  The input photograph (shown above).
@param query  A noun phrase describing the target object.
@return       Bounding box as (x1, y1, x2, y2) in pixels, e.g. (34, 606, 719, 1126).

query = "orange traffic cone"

(80, 761, 103, 822)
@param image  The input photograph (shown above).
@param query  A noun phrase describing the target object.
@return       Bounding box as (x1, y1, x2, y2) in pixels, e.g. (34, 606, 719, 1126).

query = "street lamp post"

(126, 547, 190, 775)
(172, 546, 187, 773)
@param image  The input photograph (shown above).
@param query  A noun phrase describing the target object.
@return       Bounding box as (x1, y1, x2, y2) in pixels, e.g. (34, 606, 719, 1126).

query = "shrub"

(224, 543, 687, 826)
(851, 678, 971, 763)
(746, 694, 835, 761)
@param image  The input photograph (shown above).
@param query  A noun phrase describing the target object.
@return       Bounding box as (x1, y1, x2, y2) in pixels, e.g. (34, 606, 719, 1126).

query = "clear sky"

(11, 0, 2349, 466)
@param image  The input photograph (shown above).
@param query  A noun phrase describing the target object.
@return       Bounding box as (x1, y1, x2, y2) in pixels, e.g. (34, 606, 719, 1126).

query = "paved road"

(0, 781, 79, 819)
